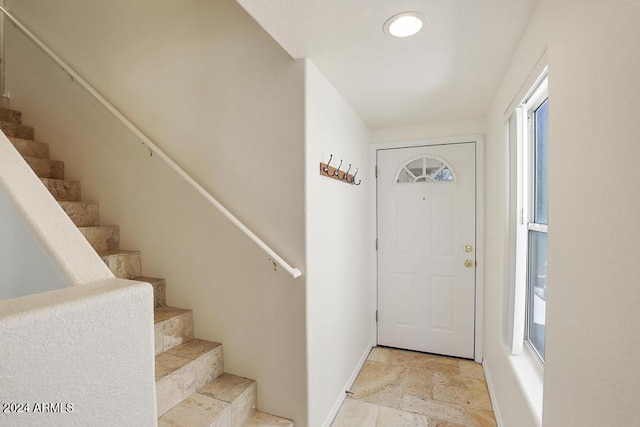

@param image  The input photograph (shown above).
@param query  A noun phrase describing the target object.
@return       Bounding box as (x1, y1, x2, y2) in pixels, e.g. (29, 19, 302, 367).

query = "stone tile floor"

(331, 347, 496, 427)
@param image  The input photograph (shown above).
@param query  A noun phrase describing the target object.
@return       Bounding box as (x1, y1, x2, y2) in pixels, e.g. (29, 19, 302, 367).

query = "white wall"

(304, 61, 375, 427)
(0, 278, 157, 427)
(5, 0, 307, 423)
(484, 0, 640, 426)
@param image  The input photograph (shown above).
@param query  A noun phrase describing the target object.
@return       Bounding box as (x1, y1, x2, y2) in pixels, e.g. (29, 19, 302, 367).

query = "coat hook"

(323, 154, 333, 175)
(352, 168, 361, 185)
(334, 159, 343, 177)
(343, 164, 352, 180)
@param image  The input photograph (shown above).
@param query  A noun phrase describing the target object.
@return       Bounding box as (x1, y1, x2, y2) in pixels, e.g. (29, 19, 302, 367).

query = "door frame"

(372, 135, 485, 363)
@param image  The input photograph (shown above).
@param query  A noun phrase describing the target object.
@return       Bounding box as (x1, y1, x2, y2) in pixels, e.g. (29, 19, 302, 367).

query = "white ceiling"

(236, 0, 539, 130)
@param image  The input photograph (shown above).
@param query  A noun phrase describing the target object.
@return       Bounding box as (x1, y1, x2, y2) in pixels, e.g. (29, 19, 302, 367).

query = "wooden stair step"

(9, 137, 49, 159)
(40, 178, 81, 201)
(78, 225, 119, 252)
(154, 306, 193, 355)
(156, 339, 224, 417)
(98, 249, 141, 279)
(0, 120, 34, 140)
(0, 107, 22, 124)
(59, 201, 100, 226)
(24, 156, 64, 179)
(158, 373, 257, 427)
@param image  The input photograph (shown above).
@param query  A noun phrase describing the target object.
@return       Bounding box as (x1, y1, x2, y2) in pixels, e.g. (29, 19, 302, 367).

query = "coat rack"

(320, 154, 361, 185)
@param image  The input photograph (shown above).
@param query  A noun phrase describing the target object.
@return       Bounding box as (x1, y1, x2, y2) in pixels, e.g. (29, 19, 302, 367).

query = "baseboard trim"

(322, 341, 374, 427)
(483, 360, 505, 427)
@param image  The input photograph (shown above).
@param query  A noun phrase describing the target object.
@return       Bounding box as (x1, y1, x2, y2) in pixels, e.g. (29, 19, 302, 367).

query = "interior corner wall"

(5, 0, 307, 424)
(484, 0, 640, 426)
(304, 60, 375, 427)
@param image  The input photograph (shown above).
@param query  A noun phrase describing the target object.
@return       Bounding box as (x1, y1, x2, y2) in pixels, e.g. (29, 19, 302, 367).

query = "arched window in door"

(394, 155, 456, 183)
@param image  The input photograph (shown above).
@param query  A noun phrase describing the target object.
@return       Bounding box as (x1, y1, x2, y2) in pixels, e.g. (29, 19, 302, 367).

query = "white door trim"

(372, 134, 484, 363)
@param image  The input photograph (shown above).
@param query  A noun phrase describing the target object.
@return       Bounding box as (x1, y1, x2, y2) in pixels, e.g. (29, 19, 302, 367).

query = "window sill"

(507, 345, 543, 426)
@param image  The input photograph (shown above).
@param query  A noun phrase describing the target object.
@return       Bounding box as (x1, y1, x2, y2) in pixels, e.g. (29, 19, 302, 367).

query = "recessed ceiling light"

(384, 12, 425, 38)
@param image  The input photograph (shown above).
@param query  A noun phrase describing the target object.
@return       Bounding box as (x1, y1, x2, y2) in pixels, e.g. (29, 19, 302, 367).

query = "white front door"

(377, 143, 476, 359)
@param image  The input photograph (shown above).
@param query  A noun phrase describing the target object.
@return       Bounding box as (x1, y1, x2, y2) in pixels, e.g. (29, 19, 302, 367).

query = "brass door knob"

(465, 245, 473, 252)
(464, 259, 474, 268)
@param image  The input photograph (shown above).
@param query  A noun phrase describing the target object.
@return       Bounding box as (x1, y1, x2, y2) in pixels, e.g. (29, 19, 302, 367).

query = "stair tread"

(164, 338, 221, 361)
(59, 200, 96, 206)
(40, 177, 79, 184)
(155, 352, 193, 382)
(23, 155, 59, 161)
(40, 178, 78, 185)
(98, 249, 140, 256)
(154, 305, 192, 324)
(77, 225, 118, 230)
(0, 119, 29, 126)
(155, 338, 221, 382)
(199, 373, 255, 404)
(135, 276, 165, 285)
(244, 410, 294, 427)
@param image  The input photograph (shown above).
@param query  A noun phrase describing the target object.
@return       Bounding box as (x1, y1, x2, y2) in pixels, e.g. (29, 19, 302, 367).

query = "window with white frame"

(508, 70, 548, 364)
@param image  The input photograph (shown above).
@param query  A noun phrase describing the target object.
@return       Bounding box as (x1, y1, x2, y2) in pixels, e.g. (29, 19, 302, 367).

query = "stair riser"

(0, 108, 22, 124)
(101, 252, 141, 279)
(79, 226, 119, 252)
(9, 137, 49, 159)
(0, 121, 34, 140)
(198, 374, 257, 427)
(156, 345, 224, 416)
(137, 277, 166, 308)
(24, 157, 64, 179)
(159, 373, 259, 427)
(59, 202, 100, 227)
(152, 281, 166, 308)
(155, 312, 194, 355)
(40, 179, 81, 202)
(227, 383, 257, 427)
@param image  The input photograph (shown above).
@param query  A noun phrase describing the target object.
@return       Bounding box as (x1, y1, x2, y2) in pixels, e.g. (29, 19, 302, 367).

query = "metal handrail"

(0, 6, 302, 279)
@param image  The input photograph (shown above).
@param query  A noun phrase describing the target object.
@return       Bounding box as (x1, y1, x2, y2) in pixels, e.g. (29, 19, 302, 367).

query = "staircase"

(2, 106, 293, 427)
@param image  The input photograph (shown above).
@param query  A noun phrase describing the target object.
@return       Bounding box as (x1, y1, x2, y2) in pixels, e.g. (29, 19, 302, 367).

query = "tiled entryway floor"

(331, 346, 496, 427)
